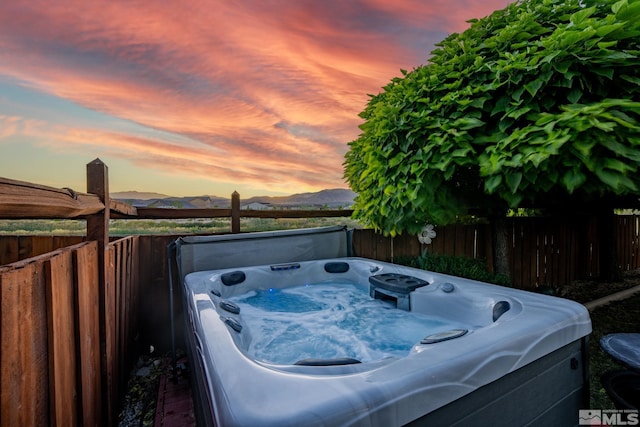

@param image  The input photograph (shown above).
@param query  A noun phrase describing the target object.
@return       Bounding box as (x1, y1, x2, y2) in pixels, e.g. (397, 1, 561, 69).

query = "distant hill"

(111, 188, 356, 209)
(244, 189, 357, 208)
(111, 191, 171, 200)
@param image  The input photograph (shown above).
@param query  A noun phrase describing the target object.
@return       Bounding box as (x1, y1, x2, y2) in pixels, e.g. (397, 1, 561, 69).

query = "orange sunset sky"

(0, 0, 509, 197)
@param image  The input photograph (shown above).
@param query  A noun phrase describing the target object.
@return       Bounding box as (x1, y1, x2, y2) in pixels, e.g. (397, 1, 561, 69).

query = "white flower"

(418, 224, 436, 245)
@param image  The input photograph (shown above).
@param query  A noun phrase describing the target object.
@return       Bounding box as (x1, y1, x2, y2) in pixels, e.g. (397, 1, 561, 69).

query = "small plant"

(396, 253, 511, 287)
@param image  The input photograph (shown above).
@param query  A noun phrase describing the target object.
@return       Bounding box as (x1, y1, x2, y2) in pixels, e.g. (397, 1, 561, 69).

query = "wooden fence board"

(592, 216, 600, 276)
(0, 236, 18, 265)
(137, 235, 177, 355)
(0, 236, 84, 266)
(454, 225, 467, 256)
(128, 237, 140, 370)
(352, 229, 374, 258)
(74, 242, 102, 427)
(0, 264, 50, 427)
(0, 177, 104, 219)
(443, 226, 456, 256)
(540, 222, 552, 286)
(45, 251, 78, 427)
(509, 221, 523, 288)
(629, 216, 640, 270)
(376, 233, 392, 261)
(392, 233, 421, 259)
(97, 235, 141, 424)
(112, 242, 122, 408)
(463, 225, 476, 258)
(24, 236, 55, 259)
(554, 222, 564, 284)
(482, 224, 494, 272)
(104, 246, 117, 423)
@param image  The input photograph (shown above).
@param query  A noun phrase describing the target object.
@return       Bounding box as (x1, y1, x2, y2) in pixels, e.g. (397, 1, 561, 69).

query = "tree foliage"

(344, 0, 640, 236)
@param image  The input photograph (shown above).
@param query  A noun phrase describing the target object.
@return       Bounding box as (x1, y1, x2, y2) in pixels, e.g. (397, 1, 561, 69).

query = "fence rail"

(1, 176, 352, 230)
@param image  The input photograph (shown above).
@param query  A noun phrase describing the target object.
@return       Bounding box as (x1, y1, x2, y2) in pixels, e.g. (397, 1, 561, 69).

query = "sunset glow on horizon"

(0, 0, 510, 197)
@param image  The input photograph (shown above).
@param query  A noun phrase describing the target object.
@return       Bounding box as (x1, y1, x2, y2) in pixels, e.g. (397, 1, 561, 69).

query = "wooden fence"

(0, 236, 139, 427)
(3, 160, 640, 426)
(354, 216, 640, 289)
(0, 160, 139, 426)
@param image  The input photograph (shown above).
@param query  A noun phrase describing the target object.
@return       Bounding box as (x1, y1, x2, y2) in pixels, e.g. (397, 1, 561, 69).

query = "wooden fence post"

(85, 158, 112, 426)
(231, 191, 240, 233)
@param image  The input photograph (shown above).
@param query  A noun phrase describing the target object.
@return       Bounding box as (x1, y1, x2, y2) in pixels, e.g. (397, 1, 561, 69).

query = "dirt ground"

(557, 269, 640, 303)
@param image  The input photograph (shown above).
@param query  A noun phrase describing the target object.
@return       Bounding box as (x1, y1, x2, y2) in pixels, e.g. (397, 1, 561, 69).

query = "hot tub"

(181, 256, 591, 426)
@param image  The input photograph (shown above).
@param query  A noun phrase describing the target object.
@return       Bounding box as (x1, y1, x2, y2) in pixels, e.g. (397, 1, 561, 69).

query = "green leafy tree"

(344, 0, 640, 280)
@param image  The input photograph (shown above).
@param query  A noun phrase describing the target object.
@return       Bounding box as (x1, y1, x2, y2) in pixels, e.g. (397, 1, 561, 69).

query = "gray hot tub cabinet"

(406, 338, 589, 426)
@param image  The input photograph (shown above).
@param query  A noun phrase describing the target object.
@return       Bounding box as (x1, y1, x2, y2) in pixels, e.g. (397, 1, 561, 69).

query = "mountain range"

(111, 188, 357, 209)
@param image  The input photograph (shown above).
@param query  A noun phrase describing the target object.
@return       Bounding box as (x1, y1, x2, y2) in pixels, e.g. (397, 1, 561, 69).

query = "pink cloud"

(0, 0, 510, 194)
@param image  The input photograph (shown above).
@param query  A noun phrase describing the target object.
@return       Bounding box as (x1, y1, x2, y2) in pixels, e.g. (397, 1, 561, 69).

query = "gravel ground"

(118, 353, 184, 427)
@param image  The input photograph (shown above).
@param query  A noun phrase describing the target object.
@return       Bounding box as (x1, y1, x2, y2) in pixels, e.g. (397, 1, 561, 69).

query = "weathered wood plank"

(104, 246, 117, 425)
(429, 226, 445, 255)
(109, 199, 137, 216)
(528, 220, 539, 288)
(375, 233, 392, 261)
(509, 221, 523, 287)
(392, 232, 420, 259)
(482, 224, 494, 273)
(630, 216, 640, 269)
(117, 207, 353, 219)
(45, 251, 78, 427)
(443, 225, 456, 256)
(137, 235, 177, 353)
(0, 236, 84, 266)
(0, 236, 19, 265)
(74, 242, 102, 427)
(112, 207, 232, 219)
(231, 191, 240, 233)
(352, 229, 375, 258)
(1, 263, 50, 427)
(0, 177, 104, 219)
(86, 158, 113, 426)
(454, 225, 466, 257)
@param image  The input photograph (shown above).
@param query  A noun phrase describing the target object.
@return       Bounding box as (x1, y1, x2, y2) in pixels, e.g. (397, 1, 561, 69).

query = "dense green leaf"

(505, 172, 523, 193)
(485, 175, 503, 193)
(570, 6, 597, 25)
(524, 78, 545, 97)
(344, 0, 640, 235)
(562, 168, 587, 192)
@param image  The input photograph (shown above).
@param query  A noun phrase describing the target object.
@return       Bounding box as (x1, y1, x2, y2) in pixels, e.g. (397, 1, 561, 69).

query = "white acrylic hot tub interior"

(226, 280, 479, 366)
(183, 257, 591, 426)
